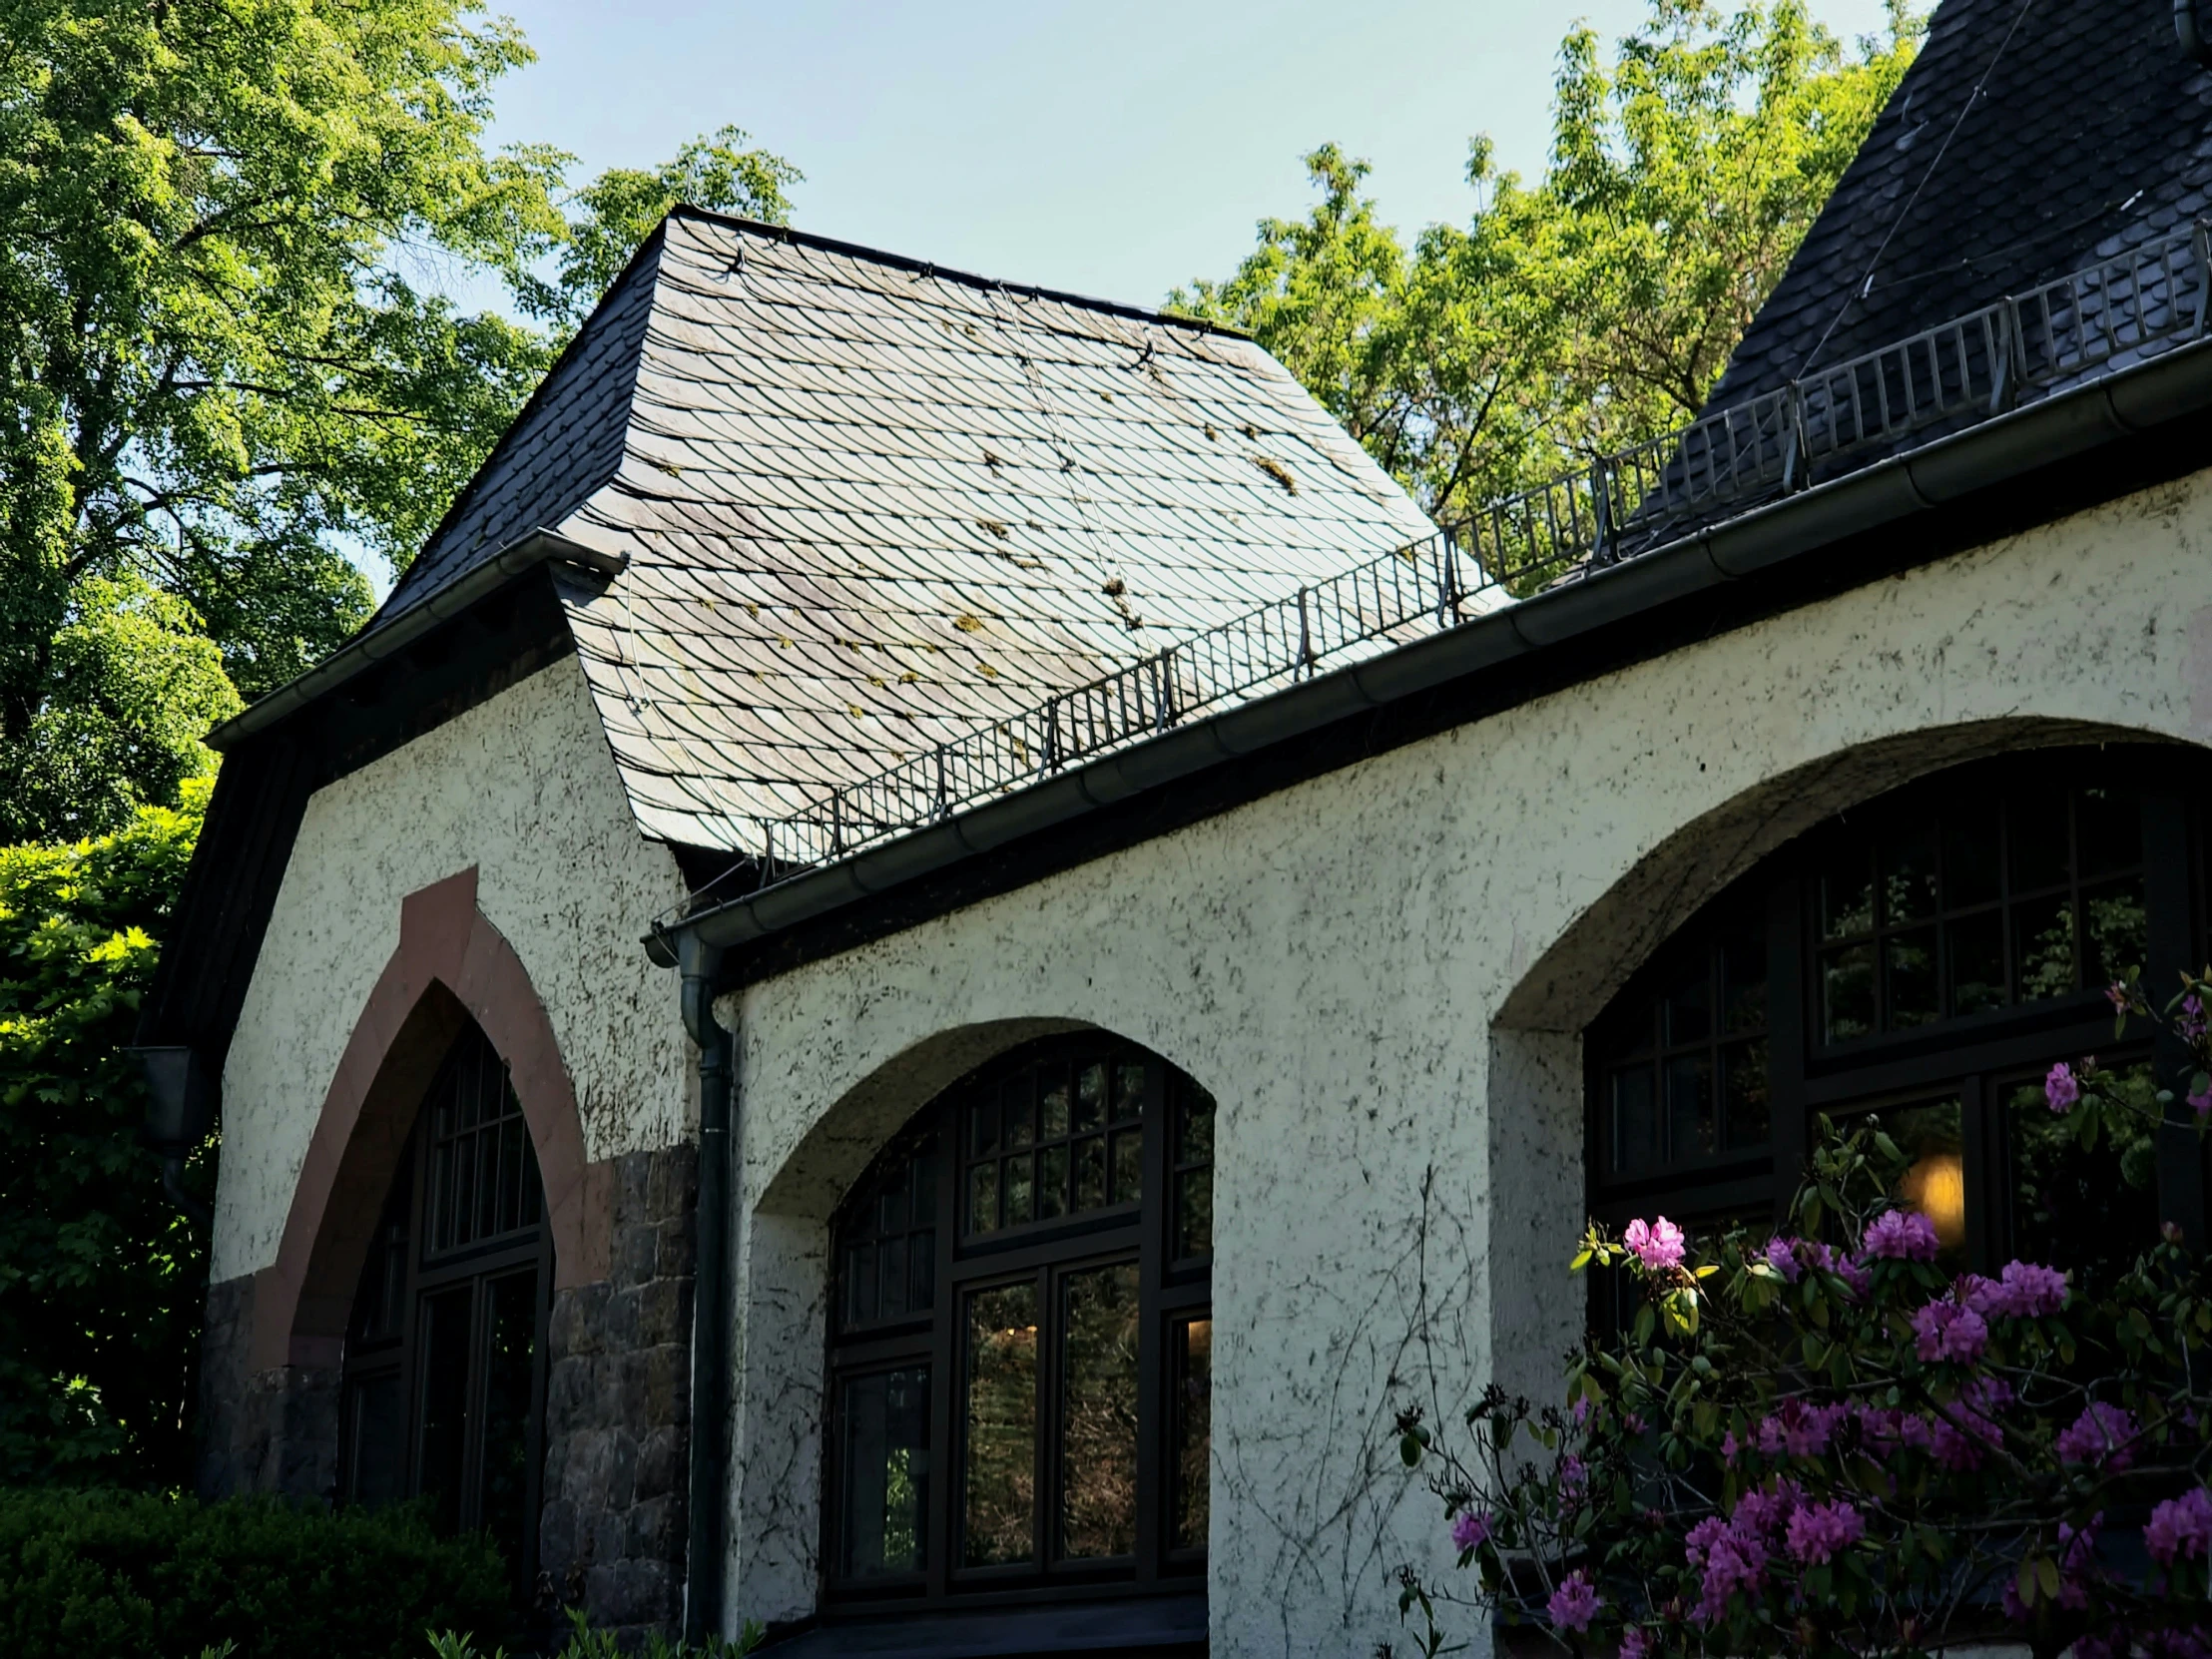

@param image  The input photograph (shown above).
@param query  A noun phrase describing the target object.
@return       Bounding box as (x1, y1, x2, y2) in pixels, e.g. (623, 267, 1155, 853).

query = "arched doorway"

(819, 1031, 1215, 1613)
(337, 1016, 553, 1592)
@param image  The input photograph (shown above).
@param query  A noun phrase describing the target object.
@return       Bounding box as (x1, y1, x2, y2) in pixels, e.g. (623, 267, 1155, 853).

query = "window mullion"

(925, 1124, 956, 1599)
(1133, 1060, 1170, 1583)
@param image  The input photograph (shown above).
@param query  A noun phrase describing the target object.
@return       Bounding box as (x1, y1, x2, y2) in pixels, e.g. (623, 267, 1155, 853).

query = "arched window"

(1586, 746, 2205, 1297)
(823, 1034, 1214, 1614)
(338, 1020, 553, 1595)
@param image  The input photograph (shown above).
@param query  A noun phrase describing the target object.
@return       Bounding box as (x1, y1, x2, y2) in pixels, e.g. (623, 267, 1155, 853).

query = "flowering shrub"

(1393, 972, 2212, 1659)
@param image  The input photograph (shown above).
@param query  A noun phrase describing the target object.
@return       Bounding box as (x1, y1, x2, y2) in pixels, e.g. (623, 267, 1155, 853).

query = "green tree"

(0, 782, 207, 1485)
(1176, 0, 1922, 523)
(0, 1, 799, 841)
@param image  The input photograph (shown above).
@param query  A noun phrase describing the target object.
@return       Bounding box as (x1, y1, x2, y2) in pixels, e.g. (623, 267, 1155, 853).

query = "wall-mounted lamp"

(124, 1044, 214, 1229)
(1899, 1149, 1966, 1254)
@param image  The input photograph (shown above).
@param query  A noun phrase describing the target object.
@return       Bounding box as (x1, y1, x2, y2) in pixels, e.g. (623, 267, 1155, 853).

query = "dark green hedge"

(0, 1488, 507, 1659)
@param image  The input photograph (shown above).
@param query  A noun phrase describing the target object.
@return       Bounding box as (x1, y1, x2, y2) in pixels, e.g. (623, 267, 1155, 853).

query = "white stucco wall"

(213, 654, 692, 1286)
(722, 467, 2212, 1654)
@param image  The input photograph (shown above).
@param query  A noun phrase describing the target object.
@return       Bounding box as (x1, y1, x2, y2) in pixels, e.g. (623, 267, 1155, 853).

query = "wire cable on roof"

(1796, 0, 2042, 375)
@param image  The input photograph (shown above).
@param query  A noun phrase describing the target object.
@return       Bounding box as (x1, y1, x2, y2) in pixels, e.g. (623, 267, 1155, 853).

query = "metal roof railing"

(681, 222, 2212, 916)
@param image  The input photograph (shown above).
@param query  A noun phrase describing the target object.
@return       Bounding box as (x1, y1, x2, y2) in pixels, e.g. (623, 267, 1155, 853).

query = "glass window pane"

(2012, 898, 2076, 1002)
(2083, 878, 2149, 988)
(477, 1272, 538, 1568)
(839, 1367, 929, 1579)
(1040, 1075, 1070, 1142)
(2008, 801, 2071, 893)
(1172, 1318, 1211, 1553)
(1886, 927, 1939, 1028)
(1822, 943, 1876, 1043)
(1722, 931, 1766, 1034)
(1059, 1264, 1140, 1560)
(1004, 1083, 1035, 1151)
(970, 1099, 998, 1159)
(1609, 1065, 1659, 1176)
(967, 1163, 999, 1237)
(1038, 1143, 1069, 1222)
(2006, 1063, 2161, 1291)
(878, 1237, 908, 1321)
(2076, 788, 2142, 878)
(1857, 1100, 1966, 1265)
(1076, 1064, 1106, 1134)
(1113, 1063, 1146, 1121)
(844, 1242, 877, 1327)
(1662, 958, 1710, 1046)
(343, 1373, 403, 1507)
(1004, 1154, 1034, 1228)
(1820, 844, 1876, 939)
(963, 1283, 1039, 1566)
(1943, 806, 2002, 906)
(1109, 1129, 1142, 1206)
(1175, 1168, 1213, 1261)
(1945, 910, 2006, 1016)
(1665, 1052, 1715, 1162)
(1074, 1136, 1107, 1213)
(1722, 1040, 1769, 1152)
(415, 1287, 472, 1533)
(1881, 822, 1937, 923)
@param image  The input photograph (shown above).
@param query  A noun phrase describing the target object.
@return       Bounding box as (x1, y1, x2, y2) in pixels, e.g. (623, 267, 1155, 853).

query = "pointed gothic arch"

(247, 866, 608, 1373)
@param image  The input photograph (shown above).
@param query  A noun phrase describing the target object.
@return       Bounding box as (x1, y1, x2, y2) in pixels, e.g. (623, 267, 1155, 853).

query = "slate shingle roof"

(1709, 0, 2212, 416)
(376, 210, 1436, 849)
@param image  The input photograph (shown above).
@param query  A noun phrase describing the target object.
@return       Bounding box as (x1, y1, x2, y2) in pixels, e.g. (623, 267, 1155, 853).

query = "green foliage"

(426, 1605, 767, 1658)
(0, 784, 207, 1485)
(0, 1488, 505, 1659)
(0, 2, 799, 840)
(0, 577, 239, 843)
(1174, 0, 1923, 524)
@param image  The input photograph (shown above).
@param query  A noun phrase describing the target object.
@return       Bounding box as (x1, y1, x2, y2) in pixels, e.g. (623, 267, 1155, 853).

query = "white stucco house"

(142, 1, 2212, 1653)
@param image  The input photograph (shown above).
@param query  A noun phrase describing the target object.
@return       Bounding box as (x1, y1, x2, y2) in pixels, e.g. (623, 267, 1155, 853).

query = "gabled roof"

(372, 209, 1435, 848)
(1710, 0, 2212, 413)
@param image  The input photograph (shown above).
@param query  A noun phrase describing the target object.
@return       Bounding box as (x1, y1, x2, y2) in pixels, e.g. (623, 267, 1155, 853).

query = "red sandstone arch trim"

(248, 867, 611, 1371)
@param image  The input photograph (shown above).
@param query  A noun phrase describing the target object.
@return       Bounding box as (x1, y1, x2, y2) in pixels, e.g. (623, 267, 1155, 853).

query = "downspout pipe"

(679, 930, 732, 1644)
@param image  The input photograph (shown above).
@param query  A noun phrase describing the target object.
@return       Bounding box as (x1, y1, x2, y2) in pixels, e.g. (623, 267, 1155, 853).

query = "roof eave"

(207, 528, 627, 753)
(648, 336, 2212, 973)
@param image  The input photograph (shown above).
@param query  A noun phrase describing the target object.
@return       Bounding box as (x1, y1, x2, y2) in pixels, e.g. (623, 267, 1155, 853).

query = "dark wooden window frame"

(1585, 747, 2211, 1279)
(820, 1034, 1214, 1616)
(338, 1024, 554, 1601)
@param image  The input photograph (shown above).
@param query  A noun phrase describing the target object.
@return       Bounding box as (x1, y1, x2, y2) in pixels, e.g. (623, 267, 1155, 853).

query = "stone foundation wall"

(539, 1143, 698, 1643)
(195, 1141, 701, 1648)
(196, 1273, 340, 1502)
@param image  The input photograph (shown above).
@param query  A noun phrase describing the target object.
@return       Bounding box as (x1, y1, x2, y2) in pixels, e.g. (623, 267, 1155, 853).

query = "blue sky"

(483, 0, 1904, 311)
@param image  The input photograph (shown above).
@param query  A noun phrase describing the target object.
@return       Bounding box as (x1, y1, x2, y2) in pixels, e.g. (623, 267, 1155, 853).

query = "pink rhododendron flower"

(1557, 1454, 1587, 1508)
(2056, 1402, 2138, 1470)
(1619, 1625, 1652, 1659)
(1548, 1570, 1602, 1633)
(1863, 1208, 1941, 1262)
(1696, 1530, 1769, 1625)
(2148, 1488, 2212, 1565)
(1929, 1378, 2011, 1471)
(1450, 1509, 1490, 1552)
(1913, 1298, 1989, 1363)
(2192, 1080, 2212, 1119)
(1624, 1216, 1686, 1271)
(1785, 1499, 1865, 1564)
(1755, 1401, 1847, 1459)
(2045, 1061, 2081, 1113)
(2182, 994, 2208, 1041)
(1967, 1260, 2069, 1319)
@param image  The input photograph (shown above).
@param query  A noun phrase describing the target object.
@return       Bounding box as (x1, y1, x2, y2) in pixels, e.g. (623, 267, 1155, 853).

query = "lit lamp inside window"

(1899, 1148, 1966, 1253)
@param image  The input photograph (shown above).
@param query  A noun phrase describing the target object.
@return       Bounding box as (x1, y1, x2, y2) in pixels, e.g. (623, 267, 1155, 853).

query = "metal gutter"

(205, 528, 627, 752)
(650, 336, 2212, 969)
